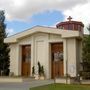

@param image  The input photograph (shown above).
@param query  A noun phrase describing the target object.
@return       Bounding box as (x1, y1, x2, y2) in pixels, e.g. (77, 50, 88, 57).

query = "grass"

(30, 84, 90, 90)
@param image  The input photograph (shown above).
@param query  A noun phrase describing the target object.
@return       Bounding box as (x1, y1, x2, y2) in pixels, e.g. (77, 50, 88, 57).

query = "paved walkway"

(0, 80, 54, 90)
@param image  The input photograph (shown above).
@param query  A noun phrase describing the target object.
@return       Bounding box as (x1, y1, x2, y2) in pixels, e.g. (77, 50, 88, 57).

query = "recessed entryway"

(51, 43, 64, 79)
(21, 45, 31, 76)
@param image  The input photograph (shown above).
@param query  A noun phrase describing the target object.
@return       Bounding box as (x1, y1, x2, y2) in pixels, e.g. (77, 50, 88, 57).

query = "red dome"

(56, 16, 84, 33)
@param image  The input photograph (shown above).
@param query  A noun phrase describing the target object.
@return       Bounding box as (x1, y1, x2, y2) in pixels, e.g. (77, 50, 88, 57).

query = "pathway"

(0, 79, 54, 90)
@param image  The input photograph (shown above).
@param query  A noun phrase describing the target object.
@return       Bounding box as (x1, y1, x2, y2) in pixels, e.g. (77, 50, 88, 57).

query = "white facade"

(4, 26, 83, 79)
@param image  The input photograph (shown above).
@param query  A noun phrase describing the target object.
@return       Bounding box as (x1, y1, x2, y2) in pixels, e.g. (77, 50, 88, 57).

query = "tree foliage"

(0, 10, 10, 76)
(82, 25, 90, 79)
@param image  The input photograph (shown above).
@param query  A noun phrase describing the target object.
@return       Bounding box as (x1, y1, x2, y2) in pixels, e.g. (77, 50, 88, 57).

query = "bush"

(81, 71, 90, 79)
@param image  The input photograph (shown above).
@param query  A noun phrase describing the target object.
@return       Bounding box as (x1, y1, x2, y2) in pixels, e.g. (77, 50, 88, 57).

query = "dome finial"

(67, 16, 72, 21)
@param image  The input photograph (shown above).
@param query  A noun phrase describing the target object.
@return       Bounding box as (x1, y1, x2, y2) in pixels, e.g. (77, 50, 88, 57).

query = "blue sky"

(0, 0, 90, 35)
(6, 11, 64, 35)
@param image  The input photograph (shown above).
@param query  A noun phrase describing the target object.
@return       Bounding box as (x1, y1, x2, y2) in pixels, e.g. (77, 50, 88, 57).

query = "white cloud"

(63, 1, 90, 34)
(0, 0, 87, 21)
(0, 0, 90, 33)
(6, 28, 15, 36)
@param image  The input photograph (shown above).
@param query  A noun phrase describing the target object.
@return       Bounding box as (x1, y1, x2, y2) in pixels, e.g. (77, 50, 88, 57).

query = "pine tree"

(82, 25, 90, 79)
(0, 10, 10, 76)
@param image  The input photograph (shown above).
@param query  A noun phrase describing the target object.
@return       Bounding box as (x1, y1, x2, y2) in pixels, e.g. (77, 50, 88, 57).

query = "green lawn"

(30, 84, 90, 90)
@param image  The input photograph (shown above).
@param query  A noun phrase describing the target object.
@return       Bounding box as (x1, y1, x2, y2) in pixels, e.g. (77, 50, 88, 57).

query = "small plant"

(32, 66, 35, 75)
(37, 61, 45, 80)
(38, 61, 45, 76)
(65, 74, 71, 79)
(38, 61, 41, 75)
(41, 66, 44, 76)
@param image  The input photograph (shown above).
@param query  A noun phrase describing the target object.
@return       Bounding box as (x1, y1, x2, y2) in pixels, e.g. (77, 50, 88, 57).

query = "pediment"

(4, 26, 82, 43)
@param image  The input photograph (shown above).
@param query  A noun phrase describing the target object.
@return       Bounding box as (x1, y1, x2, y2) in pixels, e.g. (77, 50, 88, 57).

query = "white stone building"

(4, 17, 84, 79)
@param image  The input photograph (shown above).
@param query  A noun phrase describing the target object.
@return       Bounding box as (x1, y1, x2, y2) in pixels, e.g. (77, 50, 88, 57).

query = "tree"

(82, 25, 90, 79)
(0, 10, 10, 76)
